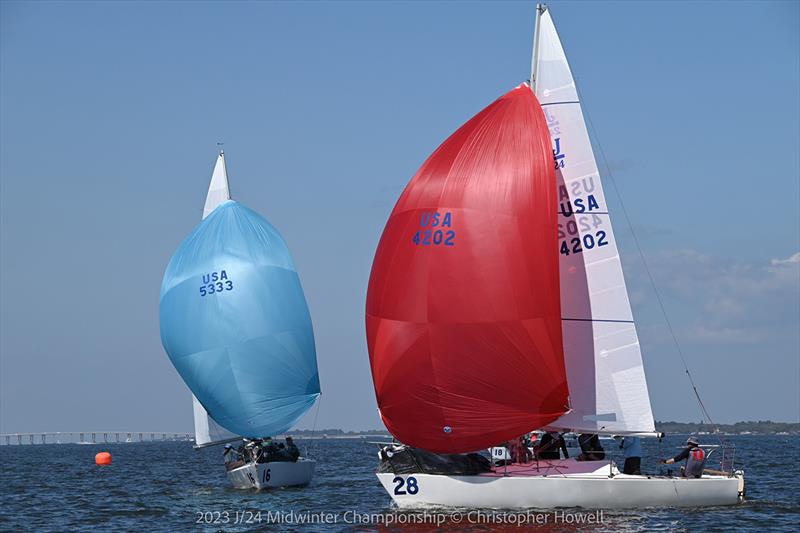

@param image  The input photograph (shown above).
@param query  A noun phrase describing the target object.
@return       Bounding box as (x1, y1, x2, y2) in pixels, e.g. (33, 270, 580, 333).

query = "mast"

(529, 3, 547, 91)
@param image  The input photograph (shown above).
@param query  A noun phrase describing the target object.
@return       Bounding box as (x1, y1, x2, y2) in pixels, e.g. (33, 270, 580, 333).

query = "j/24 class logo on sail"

(553, 137, 566, 169)
(199, 270, 233, 297)
(412, 211, 455, 246)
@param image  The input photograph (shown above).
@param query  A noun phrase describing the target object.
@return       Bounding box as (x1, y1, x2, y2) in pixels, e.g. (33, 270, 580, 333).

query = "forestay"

(534, 9, 655, 434)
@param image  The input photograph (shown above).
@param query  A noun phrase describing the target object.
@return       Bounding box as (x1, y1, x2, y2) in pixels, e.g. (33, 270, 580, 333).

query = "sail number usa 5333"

(199, 270, 233, 296)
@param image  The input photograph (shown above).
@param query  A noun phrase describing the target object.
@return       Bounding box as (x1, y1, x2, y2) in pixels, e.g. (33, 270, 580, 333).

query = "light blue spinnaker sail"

(160, 171, 320, 438)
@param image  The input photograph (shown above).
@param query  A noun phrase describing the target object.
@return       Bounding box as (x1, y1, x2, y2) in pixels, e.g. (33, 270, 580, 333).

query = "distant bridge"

(0, 431, 193, 445)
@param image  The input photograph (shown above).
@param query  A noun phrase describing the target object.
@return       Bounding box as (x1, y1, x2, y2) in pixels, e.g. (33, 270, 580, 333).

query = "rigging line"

(573, 75, 717, 431)
(307, 396, 322, 459)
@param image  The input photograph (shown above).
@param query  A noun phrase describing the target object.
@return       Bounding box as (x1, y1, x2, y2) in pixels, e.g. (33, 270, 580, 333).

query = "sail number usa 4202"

(557, 176, 610, 257)
(412, 211, 455, 247)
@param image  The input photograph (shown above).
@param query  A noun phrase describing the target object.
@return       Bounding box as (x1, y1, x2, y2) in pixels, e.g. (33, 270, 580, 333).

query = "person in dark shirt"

(285, 437, 300, 462)
(537, 432, 568, 460)
(275, 443, 292, 461)
(256, 438, 279, 463)
(659, 436, 706, 478)
(577, 433, 605, 461)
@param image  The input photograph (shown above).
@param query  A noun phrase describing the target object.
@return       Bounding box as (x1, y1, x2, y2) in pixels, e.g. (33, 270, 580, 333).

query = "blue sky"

(1, 0, 798, 434)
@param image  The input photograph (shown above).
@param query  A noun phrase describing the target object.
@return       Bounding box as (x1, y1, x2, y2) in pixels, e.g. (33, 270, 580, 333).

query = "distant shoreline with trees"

(654, 420, 799, 435)
(288, 420, 800, 438)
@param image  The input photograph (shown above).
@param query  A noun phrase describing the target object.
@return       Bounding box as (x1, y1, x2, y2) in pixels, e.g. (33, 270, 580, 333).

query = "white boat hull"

(377, 460, 744, 509)
(227, 458, 315, 490)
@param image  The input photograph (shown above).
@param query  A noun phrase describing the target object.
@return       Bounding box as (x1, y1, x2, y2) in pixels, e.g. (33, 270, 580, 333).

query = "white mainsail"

(534, 8, 655, 435)
(193, 395, 239, 447)
(204, 150, 232, 218)
(192, 151, 240, 447)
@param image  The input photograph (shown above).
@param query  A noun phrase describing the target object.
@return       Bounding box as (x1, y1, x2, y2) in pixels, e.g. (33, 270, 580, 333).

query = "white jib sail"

(534, 9, 655, 434)
(193, 151, 239, 448)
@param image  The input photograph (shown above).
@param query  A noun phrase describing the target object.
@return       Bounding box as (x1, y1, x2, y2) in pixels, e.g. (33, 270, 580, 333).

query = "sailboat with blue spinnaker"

(160, 151, 320, 489)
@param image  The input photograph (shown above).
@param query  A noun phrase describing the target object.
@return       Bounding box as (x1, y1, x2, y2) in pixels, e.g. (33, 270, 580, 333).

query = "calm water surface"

(1, 435, 798, 532)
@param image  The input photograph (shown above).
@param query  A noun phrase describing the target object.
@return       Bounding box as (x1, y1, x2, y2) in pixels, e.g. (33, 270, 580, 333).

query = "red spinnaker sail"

(366, 85, 568, 453)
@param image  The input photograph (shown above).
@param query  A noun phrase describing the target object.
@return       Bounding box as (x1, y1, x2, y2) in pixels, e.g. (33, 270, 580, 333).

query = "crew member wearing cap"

(223, 444, 235, 460)
(223, 443, 245, 470)
(658, 436, 706, 478)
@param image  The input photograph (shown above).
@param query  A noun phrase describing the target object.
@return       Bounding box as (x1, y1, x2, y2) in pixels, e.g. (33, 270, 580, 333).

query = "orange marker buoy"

(95, 452, 112, 465)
